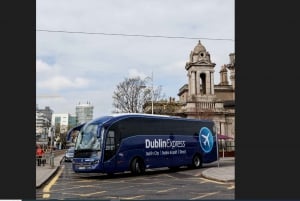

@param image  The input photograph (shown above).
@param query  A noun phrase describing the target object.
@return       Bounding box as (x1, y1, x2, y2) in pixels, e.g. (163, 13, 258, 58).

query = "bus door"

(103, 130, 117, 172)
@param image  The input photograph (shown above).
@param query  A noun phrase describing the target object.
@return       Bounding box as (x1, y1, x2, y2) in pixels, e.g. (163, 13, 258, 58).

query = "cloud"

(36, 0, 234, 117)
(36, 59, 53, 73)
(37, 75, 90, 91)
(128, 69, 147, 79)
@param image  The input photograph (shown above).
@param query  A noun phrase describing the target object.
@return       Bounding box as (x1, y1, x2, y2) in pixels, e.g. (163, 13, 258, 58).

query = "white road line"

(121, 195, 145, 200)
(64, 191, 106, 197)
(157, 188, 178, 193)
(200, 177, 227, 184)
(190, 192, 219, 200)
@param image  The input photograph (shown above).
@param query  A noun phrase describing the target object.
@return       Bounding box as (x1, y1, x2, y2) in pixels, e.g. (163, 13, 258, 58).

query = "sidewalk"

(201, 157, 235, 182)
(36, 155, 235, 188)
(36, 152, 65, 188)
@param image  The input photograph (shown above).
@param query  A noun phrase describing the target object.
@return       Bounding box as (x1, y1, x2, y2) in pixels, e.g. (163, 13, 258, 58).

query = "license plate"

(78, 166, 86, 170)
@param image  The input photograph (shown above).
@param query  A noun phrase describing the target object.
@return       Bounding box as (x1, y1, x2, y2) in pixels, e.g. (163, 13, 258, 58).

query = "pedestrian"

(36, 145, 44, 166)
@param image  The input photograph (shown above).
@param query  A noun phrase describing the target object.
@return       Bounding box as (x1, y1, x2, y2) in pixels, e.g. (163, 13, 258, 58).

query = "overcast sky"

(36, 0, 235, 118)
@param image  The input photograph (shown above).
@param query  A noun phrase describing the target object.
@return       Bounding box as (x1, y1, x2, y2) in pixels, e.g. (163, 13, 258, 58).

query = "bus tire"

(130, 157, 145, 175)
(192, 154, 202, 168)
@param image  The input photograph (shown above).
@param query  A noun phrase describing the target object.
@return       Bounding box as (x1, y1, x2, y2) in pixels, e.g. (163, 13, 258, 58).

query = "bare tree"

(112, 77, 145, 113)
(112, 76, 165, 113)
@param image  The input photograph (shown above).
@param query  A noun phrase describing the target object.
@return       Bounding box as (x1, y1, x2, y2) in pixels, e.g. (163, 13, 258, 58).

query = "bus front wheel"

(130, 157, 145, 175)
(192, 154, 202, 168)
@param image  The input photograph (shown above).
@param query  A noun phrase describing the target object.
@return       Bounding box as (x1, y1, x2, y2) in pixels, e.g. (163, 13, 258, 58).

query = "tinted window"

(111, 117, 214, 138)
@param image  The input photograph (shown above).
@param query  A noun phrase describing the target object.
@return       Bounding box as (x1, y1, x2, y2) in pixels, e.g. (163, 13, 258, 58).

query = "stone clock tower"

(185, 40, 216, 100)
(178, 40, 235, 141)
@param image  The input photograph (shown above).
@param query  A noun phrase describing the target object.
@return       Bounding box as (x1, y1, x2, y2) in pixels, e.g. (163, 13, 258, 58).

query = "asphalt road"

(36, 161, 234, 200)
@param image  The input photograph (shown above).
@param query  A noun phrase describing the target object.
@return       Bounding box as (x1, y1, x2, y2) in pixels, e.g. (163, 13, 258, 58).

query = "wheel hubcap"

(194, 157, 200, 166)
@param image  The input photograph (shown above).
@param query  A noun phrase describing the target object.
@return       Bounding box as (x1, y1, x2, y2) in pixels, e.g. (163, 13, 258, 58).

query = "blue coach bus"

(67, 113, 218, 175)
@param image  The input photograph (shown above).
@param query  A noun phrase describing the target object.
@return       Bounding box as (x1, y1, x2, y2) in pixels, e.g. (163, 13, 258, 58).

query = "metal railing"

(36, 151, 55, 168)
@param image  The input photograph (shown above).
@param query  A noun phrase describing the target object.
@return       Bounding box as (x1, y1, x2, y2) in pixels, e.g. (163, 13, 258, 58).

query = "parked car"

(64, 147, 75, 162)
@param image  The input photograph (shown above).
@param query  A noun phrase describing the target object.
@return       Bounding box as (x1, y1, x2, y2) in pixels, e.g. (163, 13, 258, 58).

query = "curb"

(36, 155, 65, 189)
(36, 167, 59, 189)
(201, 166, 235, 183)
(201, 173, 235, 183)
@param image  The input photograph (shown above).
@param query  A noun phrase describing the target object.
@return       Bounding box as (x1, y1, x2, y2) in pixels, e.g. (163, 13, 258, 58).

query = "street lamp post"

(143, 72, 154, 115)
(48, 126, 54, 168)
(151, 72, 154, 115)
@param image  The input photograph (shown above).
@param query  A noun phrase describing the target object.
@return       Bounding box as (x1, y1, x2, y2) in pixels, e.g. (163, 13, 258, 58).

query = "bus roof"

(66, 113, 213, 141)
(110, 113, 171, 118)
(90, 113, 212, 125)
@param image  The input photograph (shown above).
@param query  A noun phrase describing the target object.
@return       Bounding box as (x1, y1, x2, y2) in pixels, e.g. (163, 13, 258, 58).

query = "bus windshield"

(75, 123, 103, 151)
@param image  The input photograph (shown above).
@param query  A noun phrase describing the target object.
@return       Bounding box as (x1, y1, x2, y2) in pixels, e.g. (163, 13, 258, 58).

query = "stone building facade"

(143, 41, 235, 141)
(177, 40, 235, 139)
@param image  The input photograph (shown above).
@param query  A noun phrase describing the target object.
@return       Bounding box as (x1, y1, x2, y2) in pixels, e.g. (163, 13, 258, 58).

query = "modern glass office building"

(75, 101, 94, 124)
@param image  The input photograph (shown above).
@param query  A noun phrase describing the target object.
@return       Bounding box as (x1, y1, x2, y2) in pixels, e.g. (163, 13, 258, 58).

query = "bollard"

(50, 152, 54, 168)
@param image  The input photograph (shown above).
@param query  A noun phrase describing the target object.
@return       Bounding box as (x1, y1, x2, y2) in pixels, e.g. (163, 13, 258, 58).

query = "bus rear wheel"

(192, 154, 202, 168)
(130, 157, 145, 175)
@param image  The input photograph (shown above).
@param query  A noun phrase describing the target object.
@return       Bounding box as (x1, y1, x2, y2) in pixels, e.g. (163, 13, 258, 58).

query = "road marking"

(157, 188, 178, 193)
(63, 185, 96, 190)
(68, 191, 106, 197)
(162, 174, 177, 179)
(190, 192, 218, 199)
(200, 177, 226, 184)
(42, 166, 64, 198)
(75, 180, 95, 183)
(105, 196, 120, 200)
(121, 195, 145, 200)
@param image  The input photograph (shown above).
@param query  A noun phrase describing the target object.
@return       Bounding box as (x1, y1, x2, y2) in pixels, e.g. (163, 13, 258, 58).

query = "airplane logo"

(199, 127, 214, 153)
(201, 134, 210, 147)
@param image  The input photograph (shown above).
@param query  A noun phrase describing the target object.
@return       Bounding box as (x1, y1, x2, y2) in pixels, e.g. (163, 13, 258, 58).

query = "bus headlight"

(92, 160, 99, 165)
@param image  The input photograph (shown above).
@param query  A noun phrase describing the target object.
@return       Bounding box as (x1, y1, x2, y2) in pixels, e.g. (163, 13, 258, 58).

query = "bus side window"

(106, 131, 115, 150)
(104, 130, 116, 161)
